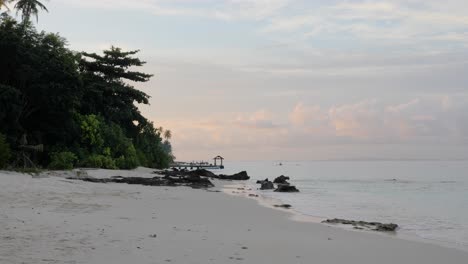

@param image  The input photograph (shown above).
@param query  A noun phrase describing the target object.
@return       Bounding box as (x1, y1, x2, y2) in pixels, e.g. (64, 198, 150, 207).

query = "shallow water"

(219, 160, 468, 251)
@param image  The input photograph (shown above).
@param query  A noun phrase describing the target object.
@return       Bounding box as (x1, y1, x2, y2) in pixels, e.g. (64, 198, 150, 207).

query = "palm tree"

(15, 0, 48, 23)
(163, 130, 172, 141)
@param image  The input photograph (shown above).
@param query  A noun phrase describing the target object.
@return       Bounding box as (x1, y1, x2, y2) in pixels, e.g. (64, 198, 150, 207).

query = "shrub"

(115, 144, 139, 169)
(81, 154, 117, 169)
(49, 151, 77, 170)
(0, 133, 11, 169)
(79, 114, 104, 151)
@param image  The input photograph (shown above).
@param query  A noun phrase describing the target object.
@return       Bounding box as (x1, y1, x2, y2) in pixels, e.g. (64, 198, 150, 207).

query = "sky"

(13, 0, 468, 161)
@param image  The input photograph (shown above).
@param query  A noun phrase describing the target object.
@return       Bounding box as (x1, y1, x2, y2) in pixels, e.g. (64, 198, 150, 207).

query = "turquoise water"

(220, 161, 468, 251)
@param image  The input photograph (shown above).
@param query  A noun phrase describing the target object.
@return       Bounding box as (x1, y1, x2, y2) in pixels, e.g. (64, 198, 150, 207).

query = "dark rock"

(260, 181, 275, 190)
(256, 178, 269, 184)
(322, 218, 398, 232)
(274, 184, 299, 192)
(375, 223, 399, 232)
(187, 169, 217, 178)
(218, 171, 250, 180)
(158, 169, 250, 181)
(273, 175, 290, 184)
(273, 204, 292, 209)
(248, 194, 259, 197)
(67, 175, 214, 189)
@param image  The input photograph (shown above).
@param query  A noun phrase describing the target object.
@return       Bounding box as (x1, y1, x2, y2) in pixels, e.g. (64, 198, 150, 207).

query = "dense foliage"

(0, 133, 10, 168)
(0, 14, 174, 170)
(49, 151, 77, 170)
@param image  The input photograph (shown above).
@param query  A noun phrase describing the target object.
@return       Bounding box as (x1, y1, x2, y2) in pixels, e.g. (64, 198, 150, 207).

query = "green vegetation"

(49, 151, 77, 170)
(0, 10, 175, 170)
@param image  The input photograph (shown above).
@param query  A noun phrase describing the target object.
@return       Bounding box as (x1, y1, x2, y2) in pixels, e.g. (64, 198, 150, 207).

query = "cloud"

(234, 110, 282, 129)
(262, 0, 468, 49)
(55, 0, 289, 21)
(153, 97, 468, 160)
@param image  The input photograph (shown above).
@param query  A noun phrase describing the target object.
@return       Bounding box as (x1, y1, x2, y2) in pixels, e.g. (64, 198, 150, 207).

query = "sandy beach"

(1, 168, 468, 264)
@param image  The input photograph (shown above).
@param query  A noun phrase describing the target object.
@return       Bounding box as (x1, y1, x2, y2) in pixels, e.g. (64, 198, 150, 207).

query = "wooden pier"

(170, 156, 225, 170)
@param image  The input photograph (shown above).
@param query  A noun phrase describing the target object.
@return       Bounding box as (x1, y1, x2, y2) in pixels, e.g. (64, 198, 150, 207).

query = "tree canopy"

(0, 14, 174, 169)
(14, 0, 48, 23)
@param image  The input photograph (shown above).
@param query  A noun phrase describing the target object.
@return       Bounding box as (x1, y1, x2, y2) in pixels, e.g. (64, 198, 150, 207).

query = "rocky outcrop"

(218, 171, 250, 180)
(159, 169, 249, 181)
(68, 175, 214, 189)
(273, 175, 290, 184)
(187, 169, 217, 178)
(274, 184, 299, 192)
(322, 218, 398, 232)
(260, 181, 275, 190)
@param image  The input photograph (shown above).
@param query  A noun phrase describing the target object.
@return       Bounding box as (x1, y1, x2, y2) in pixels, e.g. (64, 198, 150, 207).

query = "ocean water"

(219, 160, 468, 251)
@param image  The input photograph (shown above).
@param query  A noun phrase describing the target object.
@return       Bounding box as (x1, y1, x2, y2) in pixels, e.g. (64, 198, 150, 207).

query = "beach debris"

(248, 194, 259, 197)
(241, 246, 248, 249)
(273, 204, 292, 209)
(322, 218, 398, 232)
(260, 180, 275, 190)
(274, 184, 299, 192)
(67, 174, 214, 189)
(149, 234, 157, 238)
(273, 175, 290, 184)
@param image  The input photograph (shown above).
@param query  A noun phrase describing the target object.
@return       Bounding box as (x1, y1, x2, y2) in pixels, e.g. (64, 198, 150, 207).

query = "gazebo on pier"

(213, 155, 224, 169)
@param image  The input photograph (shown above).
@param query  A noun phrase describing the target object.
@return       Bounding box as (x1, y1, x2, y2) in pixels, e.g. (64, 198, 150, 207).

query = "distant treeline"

(0, 14, 174, 170)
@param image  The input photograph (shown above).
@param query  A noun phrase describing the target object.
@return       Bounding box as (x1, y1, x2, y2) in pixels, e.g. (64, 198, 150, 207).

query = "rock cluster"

(69, 169, 252, 189)
(161, 169, 250, 180)
(322, 218, 398, 232)
(68, 174, 215, 189)
(255, 176, 300, 192)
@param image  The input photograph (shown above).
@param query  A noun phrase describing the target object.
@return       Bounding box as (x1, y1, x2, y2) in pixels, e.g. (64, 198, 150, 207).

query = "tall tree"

(79, 46, 153, 138)
(163, 129, 172, 140)
(14, 0, 48, 23)
(0, 15, 82, 157)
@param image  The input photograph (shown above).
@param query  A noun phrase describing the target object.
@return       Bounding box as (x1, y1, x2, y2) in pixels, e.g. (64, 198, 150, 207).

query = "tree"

(0, 133, 11, 168)
(163, 129, 172, 140)
(0, 16, 174, 169)
(79, 46, 153, 138)
(14, 0, 48, 23)
(0, 15, 82, 165)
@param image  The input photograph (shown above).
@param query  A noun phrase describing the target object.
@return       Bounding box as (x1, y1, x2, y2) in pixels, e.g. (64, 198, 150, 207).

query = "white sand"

(1, 168, 468, 264)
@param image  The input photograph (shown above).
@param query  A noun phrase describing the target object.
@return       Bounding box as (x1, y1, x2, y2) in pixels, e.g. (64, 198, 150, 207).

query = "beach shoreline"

(1, 168, 468, 264)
